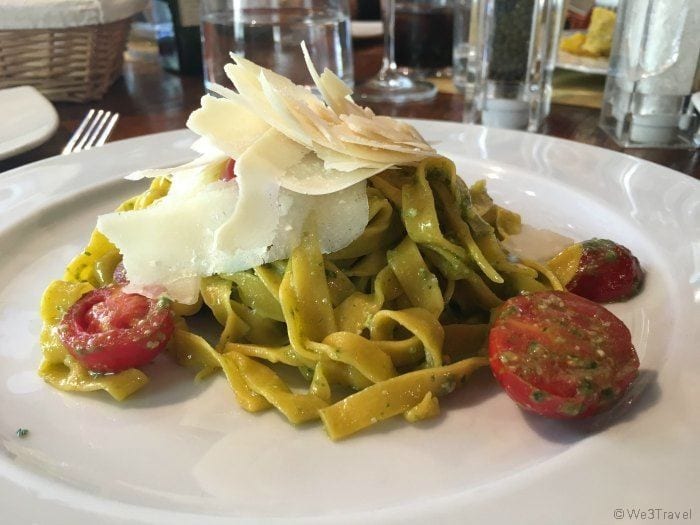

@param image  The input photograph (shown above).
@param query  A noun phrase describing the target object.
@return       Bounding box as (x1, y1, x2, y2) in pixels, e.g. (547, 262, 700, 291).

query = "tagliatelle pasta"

(39, 154, 564, 439)
(37, 47, 572, 439)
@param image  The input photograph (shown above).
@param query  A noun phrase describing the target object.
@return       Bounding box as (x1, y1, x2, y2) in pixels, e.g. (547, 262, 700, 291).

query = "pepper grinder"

(464, 0, 565, 131)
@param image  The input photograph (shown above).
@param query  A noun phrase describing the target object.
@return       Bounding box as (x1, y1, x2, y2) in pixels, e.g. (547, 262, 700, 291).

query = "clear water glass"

(599, 0, 700, 148)
(464, 0, 565, 131)
(200, 0, 354, 92)
(452, 0, 472, 92)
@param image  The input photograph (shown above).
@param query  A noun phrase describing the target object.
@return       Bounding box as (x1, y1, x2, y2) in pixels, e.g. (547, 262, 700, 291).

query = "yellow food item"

(560, 32, 591, 55)
(39, 157, 563, 440)
(559, 7, 616, 58)
(582, 7, 616, 57)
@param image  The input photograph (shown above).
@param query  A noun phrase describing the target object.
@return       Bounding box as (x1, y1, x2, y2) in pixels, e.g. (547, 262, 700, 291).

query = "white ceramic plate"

(1, 122, 698, 524)
(0, 86, 59, 160)
(351, 20, 383, 40)
(557, 30, 609, 75)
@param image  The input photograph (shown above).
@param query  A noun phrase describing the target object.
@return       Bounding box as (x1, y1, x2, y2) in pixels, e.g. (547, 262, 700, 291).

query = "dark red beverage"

(394, 3, 454, 72)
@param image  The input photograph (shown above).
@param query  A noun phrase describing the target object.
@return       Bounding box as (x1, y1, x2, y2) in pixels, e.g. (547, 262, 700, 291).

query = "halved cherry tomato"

(488, 291, 639, 418)
(548, 238, 644, 303)
(58, 285, 174, 373)
(221, 158, 236, 181)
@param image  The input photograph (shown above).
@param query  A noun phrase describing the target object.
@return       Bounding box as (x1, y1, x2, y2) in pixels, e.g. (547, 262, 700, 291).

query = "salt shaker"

(599, 0, 700, 148)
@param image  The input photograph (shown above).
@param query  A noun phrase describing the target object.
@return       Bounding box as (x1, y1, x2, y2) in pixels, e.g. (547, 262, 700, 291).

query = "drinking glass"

(354, 0, 437, 103)
(394, 0, 455, 79)
(599, 0, 700, 148)
(200, 0, 354, 92)
(452, 0, 472, 92)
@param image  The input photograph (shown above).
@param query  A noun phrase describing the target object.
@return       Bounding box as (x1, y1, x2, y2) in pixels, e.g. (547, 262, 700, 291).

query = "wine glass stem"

(380, 0, 398, 74)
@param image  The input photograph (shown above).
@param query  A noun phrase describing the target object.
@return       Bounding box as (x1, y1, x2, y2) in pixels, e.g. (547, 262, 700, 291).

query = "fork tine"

(81, 110, 112, 152)
(61, 109, 95, 155)
(95, 113, 119, 147)
(74, 109, 105, 153)
(63, 109, 119, 154)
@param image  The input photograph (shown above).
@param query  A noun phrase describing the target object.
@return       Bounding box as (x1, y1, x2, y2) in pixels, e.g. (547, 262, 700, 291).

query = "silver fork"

(62, 109, 120, 155)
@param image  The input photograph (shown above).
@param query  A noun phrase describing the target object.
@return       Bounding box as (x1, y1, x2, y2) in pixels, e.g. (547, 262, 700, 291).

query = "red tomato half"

(568, 239, 643, 303)
(488, 291, 639, 418)
(549, 239, 644, 303)
(58, 285, 174, 373)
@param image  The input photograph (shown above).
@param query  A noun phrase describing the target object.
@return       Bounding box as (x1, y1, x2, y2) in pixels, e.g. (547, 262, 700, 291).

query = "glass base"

(599, 119, 700, 150)
(355, 70, 437, 104)
(463, 81, 548, 132)
(397, 66, 452, 79)
(599, 85, 700, 149)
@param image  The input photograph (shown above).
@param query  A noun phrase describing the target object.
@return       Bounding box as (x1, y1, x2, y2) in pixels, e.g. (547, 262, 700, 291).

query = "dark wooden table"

(1, 41, 698, 178)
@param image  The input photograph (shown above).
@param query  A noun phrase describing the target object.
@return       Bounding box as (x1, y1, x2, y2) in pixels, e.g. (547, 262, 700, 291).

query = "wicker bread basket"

(0, 20, 131, 102)
(0, 0, 146, 102)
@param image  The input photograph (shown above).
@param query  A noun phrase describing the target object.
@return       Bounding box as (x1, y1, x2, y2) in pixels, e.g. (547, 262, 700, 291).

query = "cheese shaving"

(103, 44, 436, 302)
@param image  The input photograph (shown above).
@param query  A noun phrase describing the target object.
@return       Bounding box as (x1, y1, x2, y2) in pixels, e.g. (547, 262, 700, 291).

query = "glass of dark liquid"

(394, 0, 454, 78)
(354, 0, 437, 103)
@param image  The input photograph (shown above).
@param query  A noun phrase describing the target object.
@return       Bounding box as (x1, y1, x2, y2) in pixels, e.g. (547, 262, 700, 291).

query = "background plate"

(0, 86, 59, 160)
(557, 30, 609, 75)
(0, 122, 698, 524)
(351, 20, 383, 40)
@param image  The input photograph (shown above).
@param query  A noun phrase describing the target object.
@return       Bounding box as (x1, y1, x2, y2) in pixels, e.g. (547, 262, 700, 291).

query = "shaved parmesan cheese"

(206, 81, 238, 100)
(232, 181, 369, 271)
(331, 127, 432, 155)
(124, 150, 227, 182)
(98, 176, 369, 304)
(257, 72, 316, 147)
(215, 128, 307, 252)
(502, 225, 575, 262)
(311, 143, 390, 173)
(190, 136, 226, 157)
(283, 100, 336, 145)
(223, 61, 314, 147)
(258, 66, 337, 124)
(210, 47, 437, 180)
(282, 151, 389, 195)
(186, 95, 270, 158)
(310, 182, 369, 254)
(148, 44, 436, 198)
(340, 115, 431, 148)
(167, 157, 227, 198)
(300, 41, 369, 118)
(98, 181, 238, 304)
(321, 135, 425, 165)
(102, 43, 437, 302)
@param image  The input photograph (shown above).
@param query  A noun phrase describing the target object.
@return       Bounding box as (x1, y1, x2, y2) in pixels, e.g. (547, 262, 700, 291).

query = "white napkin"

(0, 0, 147, 30)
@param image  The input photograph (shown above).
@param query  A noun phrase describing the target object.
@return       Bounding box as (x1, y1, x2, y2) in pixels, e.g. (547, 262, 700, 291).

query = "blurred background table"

(1, 39, 698, 178)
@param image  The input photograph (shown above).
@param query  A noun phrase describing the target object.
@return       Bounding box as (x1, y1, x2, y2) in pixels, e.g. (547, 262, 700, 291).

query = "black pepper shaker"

(465, 0, 564, 131)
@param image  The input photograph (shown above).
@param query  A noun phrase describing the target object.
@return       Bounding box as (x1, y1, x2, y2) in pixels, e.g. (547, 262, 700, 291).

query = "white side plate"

(0, 86, 59, 161)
